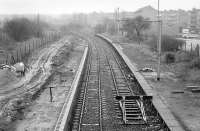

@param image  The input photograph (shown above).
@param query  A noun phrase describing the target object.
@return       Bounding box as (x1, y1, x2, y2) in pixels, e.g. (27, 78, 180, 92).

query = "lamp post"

(117, 7, 120, 35)
(157, 0, 162, 81)
(115, 7, 120, 43)
(115, 0, 162, 81)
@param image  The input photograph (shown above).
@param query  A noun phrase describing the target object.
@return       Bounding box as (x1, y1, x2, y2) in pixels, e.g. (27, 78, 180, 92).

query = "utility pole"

(117, 7, 120, 35)
(157, 0, 162, 81)
(114, 8, 118, 34)
(115, 7, 120, 43)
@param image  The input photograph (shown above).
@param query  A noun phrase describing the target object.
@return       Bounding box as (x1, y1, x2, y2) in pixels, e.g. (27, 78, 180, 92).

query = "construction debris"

(185, 85, 200, 93)
(0, 62, 26, 76)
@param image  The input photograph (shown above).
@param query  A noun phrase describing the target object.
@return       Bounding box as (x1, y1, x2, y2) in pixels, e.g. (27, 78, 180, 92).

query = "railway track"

(71, 44, 103, 131)
(70, 35, 169, 131)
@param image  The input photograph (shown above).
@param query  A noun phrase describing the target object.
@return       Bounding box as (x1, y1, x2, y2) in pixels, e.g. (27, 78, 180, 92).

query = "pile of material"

(0, 62, 26, 76)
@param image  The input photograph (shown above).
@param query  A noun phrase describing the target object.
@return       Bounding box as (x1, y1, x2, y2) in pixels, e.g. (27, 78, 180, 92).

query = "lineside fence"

(0, 31, 62, 65)
(180, 39, 200, 57)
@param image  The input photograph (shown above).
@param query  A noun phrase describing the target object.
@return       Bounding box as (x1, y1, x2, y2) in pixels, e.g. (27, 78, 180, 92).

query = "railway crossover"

(70, 35, 169, 131)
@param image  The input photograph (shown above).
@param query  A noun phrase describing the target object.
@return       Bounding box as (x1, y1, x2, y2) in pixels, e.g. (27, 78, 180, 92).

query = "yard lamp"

(157, 0, 162, 81)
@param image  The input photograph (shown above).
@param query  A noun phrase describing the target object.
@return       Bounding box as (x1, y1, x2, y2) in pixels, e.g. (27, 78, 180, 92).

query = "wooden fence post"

(16, 50, 18, 62)
(185, 41, 187, 51)
(190, 43, 193, 57)
(199, 46, 200, 56)
(25, 42, 27, 54)
(19, 47, 22, 61)
(33, 39, 35, 50)
(28, 42, 30, 53)
(11, 52, 15, 64)
(5, 53, 8, 64)
(195, 44, 199, 57)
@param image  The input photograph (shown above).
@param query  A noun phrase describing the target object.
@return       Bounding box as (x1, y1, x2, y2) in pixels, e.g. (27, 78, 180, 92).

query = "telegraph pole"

(157, 0, 162, 81)
(115, 7, 120, 43)
(117, 7, 120, 35)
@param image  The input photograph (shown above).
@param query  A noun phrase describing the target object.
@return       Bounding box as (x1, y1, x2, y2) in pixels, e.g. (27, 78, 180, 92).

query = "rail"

(70, 42, 104, 131)
(53, 46, 89, 131)
(97, 34, 184, 131)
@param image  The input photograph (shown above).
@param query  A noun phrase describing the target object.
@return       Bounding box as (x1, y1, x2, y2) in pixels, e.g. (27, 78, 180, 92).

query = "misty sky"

(0, 0, 200, 14)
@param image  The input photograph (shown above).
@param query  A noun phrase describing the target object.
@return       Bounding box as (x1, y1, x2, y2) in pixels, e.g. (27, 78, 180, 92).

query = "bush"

(0, 30, 15, 51)
(146, 35, 157, 51)
(94, 24, 106, 34)
(175, 51, 191, 62)
(122, 16, 151, 44)
(190, 58, 200, 69)
(162, 35, 184, 52)
(165, 52, 175, 63)
(147, 35, 184, 52)
(3, 18, 43, 42)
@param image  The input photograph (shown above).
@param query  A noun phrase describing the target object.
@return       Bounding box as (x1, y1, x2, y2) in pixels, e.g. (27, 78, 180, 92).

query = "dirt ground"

(116, 42, 200, 131)
(0, 35, 86, 131)
(14, 43, 85, 131)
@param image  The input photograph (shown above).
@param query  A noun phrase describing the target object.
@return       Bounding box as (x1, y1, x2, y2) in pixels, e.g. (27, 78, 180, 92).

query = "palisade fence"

(0, 31, 61, 65)
(180, 39, 200, 57)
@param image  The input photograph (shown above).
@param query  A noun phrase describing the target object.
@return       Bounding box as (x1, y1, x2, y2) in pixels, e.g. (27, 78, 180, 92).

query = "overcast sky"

(0, 0, 200, 14)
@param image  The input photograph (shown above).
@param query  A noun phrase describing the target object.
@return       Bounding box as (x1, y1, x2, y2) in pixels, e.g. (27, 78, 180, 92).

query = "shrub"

(162, 35, 184, 52)
(146, 35, 157, 51)
(190, 58, 200, 69)
(165, 52, 175, 63)
(3, 18, 43, 42)
(147, 35, 184, 52)
(175, 51, 191, 62)
(70, 42, 75, 51)
(0, 30, 15, 51)
(94, 24, 106, 34)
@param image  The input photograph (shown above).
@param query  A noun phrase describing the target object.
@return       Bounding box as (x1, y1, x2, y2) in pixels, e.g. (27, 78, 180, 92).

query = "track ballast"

(70, 35, 169, 131)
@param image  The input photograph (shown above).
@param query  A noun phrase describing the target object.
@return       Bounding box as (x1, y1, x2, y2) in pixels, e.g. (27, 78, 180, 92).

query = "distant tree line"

(60, 23, 84, 33)
(146, 35, 184, 52)
(2, 18, 45, 42)
(94, 18, 117, 35)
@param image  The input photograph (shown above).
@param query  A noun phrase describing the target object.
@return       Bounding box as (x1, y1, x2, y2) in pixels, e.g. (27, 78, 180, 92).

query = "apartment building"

(189, 8, 200, 33)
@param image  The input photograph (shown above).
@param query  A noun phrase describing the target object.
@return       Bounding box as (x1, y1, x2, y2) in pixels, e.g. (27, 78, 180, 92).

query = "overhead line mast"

(157, 0, 162, 81)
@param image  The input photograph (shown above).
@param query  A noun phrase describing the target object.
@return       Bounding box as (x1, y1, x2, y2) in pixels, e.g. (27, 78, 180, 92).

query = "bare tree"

(123, 16, 150, 44)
